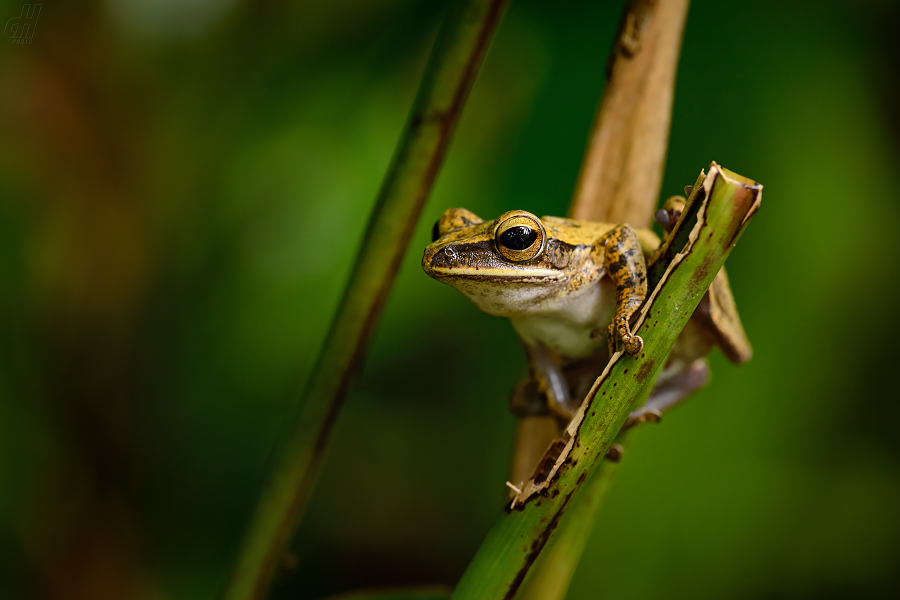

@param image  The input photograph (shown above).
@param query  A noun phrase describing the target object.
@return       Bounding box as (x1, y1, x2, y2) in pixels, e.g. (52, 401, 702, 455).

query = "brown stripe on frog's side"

(427, 239, 495, 271)
(428, 238, 586, 275)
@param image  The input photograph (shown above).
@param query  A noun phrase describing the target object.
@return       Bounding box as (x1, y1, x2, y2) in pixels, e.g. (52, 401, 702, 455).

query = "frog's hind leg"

(594, 224, 648, 357)
(622, 358, 710, 430)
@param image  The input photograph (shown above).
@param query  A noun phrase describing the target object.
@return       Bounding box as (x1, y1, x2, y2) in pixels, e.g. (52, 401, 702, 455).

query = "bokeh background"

(2, 0, 900, 599)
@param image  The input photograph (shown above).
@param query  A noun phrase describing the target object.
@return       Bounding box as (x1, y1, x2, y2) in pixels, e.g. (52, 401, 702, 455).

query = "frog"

(421, 194, 751, 432)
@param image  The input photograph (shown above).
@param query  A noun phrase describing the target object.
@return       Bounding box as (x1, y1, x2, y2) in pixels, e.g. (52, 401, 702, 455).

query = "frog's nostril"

(427, 245, 457, 270)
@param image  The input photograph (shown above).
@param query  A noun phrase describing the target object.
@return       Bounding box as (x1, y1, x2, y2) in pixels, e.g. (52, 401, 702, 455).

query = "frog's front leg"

(592, 224, 648, 357)
(514, 341, 581, 420)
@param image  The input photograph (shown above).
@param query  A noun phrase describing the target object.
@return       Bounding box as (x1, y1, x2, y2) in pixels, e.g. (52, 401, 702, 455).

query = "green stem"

(515, 450, 622, 600)
(221, 2, 509, 599)
(450, 164, 761, 600)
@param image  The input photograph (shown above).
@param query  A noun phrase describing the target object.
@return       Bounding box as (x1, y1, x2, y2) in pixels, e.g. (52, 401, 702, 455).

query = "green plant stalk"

(513, 167, 710, 600)
(515, 447, 623, 600)
(514, 167, 713, 599)
(450, 164, 761, 600)
(222, 2, 509, 599)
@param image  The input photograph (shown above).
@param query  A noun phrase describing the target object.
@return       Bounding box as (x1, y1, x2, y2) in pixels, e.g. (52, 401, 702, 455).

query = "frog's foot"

(509, 379, 550, 418)
(624, 407, 663, 428)
(606, 323, 615, 357)
(623, 333, 643, 356)
(654, 209, 674, 233)
(654, 195, 687, 235)
(622, 358, 710, 430)
(604, 443, 624, 462)
(607, 319, 644, 358)
(547, 396, 579, 422)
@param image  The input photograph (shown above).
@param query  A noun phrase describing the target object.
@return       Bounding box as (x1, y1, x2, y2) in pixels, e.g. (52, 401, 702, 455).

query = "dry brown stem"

(568, 0, 690, 227)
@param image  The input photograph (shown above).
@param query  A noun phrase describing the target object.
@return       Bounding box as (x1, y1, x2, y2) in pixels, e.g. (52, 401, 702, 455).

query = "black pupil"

(499, 226, 537, 251)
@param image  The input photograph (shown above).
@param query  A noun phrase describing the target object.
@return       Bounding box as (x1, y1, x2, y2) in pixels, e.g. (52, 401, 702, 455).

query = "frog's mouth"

(429, 268, 563, 281)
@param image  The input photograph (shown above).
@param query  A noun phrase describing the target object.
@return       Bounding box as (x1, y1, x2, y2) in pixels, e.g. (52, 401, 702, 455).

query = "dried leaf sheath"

(569, 0, 690, 226)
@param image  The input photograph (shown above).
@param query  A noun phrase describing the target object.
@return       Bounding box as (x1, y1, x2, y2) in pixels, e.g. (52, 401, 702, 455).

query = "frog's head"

(422, 208, 587, 317)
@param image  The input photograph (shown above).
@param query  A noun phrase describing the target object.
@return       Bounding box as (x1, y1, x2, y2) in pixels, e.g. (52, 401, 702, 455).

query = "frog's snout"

(422, 242, 459, 276)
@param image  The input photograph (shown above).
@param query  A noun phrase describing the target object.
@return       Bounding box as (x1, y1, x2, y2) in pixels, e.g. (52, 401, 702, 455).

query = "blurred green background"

(2, 0, 900, 599)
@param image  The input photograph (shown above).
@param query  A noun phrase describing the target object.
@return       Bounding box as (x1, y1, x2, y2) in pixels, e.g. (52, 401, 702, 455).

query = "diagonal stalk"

(513, 169, 708, 600)
(514, 454, 621, 600)
(221, 2, 509, 599)
(451, 164, 761, 600)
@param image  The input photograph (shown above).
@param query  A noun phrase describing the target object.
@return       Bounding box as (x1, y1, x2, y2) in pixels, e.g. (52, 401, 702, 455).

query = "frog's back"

(540, 216, 615, 247)
(541, 215, 660, 256)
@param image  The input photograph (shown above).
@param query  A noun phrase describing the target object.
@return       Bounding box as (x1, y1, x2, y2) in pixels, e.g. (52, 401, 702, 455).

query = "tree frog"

(422, 196, 751, 429)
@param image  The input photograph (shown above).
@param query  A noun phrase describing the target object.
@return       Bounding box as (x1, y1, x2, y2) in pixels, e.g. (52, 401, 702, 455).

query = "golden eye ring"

(494, 211, 545, 262)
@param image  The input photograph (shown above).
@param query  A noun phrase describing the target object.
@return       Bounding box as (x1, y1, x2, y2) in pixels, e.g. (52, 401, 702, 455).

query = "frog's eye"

(495, 212, 545, 262)
(431, 220, 442, 242)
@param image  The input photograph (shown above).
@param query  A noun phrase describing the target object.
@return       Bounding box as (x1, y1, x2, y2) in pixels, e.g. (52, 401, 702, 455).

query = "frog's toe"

(509, 376, 553, 418)
(604, 443, 624, 462)
(654, 209, 671, 231)
(624, 407, 663, 428)
(623, 334, 643, 357)
(606, 323, 617, 356)
(644, 408, 662, 422)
